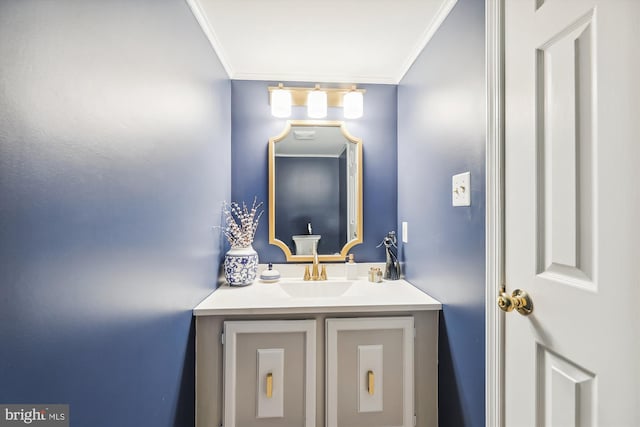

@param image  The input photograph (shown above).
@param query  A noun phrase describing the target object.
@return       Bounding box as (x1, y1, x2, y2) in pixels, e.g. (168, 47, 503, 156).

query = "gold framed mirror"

(268, 120, 363, 262)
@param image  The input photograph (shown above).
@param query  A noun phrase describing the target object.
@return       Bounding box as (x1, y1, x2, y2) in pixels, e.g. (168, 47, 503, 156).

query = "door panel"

(535, 9, 595, 289)
(326, 317, 414, 427)
(537, 345, 596, 426)
(223, 320, 316, 427)
(505, 0, 639, 425)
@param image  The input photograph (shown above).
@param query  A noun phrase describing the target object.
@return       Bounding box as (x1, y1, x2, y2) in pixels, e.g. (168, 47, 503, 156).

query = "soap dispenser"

(345, 254, 358, 280)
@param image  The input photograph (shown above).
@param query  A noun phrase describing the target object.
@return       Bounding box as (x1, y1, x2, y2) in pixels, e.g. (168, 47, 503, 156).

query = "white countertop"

(193, 276, 442, 316)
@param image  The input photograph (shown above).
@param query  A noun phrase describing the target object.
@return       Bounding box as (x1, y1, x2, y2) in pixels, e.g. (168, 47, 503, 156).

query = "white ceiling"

(187, 0, 457, 84)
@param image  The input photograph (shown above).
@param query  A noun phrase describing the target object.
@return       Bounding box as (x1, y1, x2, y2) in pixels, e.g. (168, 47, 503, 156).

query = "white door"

(504, 0, 640, 426)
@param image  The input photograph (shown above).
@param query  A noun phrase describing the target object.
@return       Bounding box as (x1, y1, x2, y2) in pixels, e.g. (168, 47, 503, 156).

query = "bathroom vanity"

(194, 271, 441, 427)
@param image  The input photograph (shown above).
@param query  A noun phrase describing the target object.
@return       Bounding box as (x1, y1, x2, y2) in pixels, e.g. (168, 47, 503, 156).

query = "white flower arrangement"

(219, 198, 264, 249)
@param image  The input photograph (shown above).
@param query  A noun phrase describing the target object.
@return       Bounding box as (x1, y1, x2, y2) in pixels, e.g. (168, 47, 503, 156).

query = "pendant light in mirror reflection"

(268, 84, 365, 119)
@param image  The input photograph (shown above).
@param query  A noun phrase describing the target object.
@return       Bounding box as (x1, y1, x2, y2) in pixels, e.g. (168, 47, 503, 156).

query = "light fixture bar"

(268, 85, 366, 108)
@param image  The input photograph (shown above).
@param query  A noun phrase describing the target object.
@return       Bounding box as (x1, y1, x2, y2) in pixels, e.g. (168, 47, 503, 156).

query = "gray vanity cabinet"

(222, 320, 317, 427)
(195, 311, 438, 427)
(325, 317, 415, 427)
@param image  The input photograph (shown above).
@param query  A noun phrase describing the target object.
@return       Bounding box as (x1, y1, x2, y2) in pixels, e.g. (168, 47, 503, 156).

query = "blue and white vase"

(224, 245, 259, 286)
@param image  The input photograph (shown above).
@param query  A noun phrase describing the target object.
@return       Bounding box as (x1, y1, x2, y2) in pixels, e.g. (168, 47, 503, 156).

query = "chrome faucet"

(307, 222, 313, 234)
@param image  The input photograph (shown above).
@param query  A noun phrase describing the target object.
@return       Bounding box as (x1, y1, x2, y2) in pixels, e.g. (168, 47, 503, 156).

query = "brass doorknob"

(497, 289, 533, 316)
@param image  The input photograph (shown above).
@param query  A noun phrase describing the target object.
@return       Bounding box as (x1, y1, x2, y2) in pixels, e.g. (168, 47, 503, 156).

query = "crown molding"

(394, 0, 458, 83)
(186, 0, 234, 78)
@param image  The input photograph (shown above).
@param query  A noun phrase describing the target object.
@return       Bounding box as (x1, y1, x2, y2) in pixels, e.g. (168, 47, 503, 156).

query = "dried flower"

(218, 198, 263, 248)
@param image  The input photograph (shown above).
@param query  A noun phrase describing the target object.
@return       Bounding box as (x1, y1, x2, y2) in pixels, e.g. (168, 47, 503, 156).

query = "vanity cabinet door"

(326, 317, 414, 427)
(223, 320, 316, 427)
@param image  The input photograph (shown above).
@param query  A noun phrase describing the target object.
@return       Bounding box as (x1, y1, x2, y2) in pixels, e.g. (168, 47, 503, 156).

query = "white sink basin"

(278, 281, 354, 298)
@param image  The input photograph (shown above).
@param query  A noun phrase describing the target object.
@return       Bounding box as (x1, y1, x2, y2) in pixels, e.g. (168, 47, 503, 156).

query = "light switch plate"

(452, 172, 471, 206)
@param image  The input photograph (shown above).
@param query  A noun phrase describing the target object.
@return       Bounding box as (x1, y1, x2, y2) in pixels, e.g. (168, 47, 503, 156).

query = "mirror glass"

(269, 120, 362, 261)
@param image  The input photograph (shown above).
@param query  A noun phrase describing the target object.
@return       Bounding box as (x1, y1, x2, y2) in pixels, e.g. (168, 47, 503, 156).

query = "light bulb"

(271, 88, 291, 118)
(343, 91, 363, 119)
(307, 90, 327, 118)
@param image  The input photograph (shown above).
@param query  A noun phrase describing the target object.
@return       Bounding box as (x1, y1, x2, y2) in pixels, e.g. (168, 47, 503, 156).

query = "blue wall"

(398, 0, 486, 425)
(0, 2, 230, 426)
(231, 80, 398, 262)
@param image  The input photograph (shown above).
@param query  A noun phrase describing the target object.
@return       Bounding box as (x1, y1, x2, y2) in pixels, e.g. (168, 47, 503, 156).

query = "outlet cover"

(452, 172, 471, 206)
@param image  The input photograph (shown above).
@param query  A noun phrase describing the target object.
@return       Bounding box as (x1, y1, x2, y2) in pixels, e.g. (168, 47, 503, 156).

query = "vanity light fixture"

(343, 86, 364, 119)
(270, 83, 292, 118)
(307, 85, 327, 118)
(267, 84, 366, 119)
